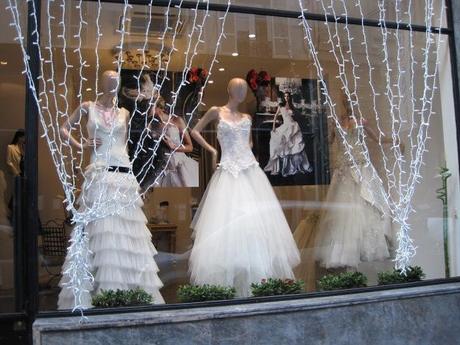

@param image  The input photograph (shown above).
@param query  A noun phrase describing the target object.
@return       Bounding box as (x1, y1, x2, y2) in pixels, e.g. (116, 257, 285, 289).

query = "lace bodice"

(87, 102, 131, 168)
(334, 126, 366, 168)
(217, 117, 258, 177)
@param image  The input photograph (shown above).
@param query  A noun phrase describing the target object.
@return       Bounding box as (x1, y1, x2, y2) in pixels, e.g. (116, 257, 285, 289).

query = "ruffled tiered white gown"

(315, 127, 392, 268)
(264, 107, 312, 176)
(57, 102, 164, 309)
(158, 125, 199, 187)
(189, 117, 300, 297)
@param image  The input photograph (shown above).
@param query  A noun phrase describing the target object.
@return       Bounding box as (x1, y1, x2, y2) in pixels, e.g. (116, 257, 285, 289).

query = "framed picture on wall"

(252, 77, 330, 186)
(118, 69, 200, 190)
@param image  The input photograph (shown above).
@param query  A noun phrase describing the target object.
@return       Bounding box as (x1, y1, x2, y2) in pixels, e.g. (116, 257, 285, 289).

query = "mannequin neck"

(224, 98, 240, 113)
(96, 94, 115, 108)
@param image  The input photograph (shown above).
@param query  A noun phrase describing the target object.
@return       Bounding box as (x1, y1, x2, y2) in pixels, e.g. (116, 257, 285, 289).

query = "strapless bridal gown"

(189, 115, 300, 297)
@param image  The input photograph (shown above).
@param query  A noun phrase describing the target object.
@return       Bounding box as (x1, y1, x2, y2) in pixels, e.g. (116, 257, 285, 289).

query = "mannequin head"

(101, 70, 119, 97)
(227, 78, 248, 104)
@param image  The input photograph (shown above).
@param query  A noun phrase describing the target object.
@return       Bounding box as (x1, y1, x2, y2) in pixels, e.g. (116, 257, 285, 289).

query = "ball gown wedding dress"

(189, 115, 300, 297)
(315, 126, 392, 268)
(264, 107, 312, 176)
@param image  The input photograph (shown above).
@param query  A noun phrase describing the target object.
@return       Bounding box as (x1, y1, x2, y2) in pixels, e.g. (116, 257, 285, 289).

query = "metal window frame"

(19, 0, 459, 327)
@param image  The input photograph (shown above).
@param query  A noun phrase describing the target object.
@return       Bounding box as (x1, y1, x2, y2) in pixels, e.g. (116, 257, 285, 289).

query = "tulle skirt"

(189, 165, 300, 297)
(58, 166, 164, 310)
(264, 121, 312, 176)
(315, 164, 391, 268)
(158, 152, 199, 187)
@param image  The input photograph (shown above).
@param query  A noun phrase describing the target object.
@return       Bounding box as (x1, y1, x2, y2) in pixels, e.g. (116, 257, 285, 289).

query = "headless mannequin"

(191, 78, 252, 169)
(60, 70, 121, 150)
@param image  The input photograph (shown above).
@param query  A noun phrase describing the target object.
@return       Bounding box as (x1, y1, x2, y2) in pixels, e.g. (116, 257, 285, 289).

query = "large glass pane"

(34, 1, 456, 311)
(210, 0, 447, 28)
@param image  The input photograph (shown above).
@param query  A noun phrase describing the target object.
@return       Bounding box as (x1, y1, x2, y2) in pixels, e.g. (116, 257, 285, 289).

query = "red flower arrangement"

(246, 69, 258, 92)
(188, 67, 208, 85)
(246, 69, 271, 93)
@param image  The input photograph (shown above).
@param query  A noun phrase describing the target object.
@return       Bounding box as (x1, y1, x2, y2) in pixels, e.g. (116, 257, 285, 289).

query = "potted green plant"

(318, 271, 368, 291)
(92, 288, 153, 308)
(177, 284, 236, 303)
(377, 266, 425, 285)
(250, 278, 304, 297)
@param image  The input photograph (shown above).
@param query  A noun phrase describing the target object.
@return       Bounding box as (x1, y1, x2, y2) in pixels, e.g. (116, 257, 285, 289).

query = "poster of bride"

(119, 69, 201, 190)
(249, 75, 330, 186)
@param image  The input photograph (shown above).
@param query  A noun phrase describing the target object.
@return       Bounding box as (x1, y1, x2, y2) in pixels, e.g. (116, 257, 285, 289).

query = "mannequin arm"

(60, 102, 100, 150)
(191, 106, 219, 167)
(363, 122, 391, 144)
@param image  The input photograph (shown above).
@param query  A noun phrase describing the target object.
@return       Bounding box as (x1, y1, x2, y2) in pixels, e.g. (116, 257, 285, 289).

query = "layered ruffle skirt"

(57, 166, 164, 309)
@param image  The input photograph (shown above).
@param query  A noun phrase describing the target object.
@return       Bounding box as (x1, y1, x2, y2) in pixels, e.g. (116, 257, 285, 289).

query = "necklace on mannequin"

(95, 97, 117, 127)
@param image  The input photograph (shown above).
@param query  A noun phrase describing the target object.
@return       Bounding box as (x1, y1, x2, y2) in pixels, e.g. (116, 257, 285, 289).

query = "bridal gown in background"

(314, 125, 392, 269)
(158, 124, 199, 187)
(264, 107, 312, 176)
(58, 102, 164, 309)
(189, 115, 300, 297)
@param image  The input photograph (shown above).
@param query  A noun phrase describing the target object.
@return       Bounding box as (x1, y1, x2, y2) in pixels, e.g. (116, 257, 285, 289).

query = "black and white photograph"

(119, 69, 200, 190)
(252, 77, 330, 186)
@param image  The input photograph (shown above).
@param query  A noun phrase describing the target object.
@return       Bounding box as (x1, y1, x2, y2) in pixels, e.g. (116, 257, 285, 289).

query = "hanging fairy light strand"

(297, 0, 445, 271)
(6, 0, 232, 313)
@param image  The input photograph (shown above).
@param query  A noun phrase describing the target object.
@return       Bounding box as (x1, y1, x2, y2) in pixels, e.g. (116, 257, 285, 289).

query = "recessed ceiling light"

(208, 80, 214, 84)
(0, 61, 7, 65)
(248, 34, 256, 39)
(218, 67, 225, 72)
(231, 52, 239, 57)
(86, 87, 92, 91)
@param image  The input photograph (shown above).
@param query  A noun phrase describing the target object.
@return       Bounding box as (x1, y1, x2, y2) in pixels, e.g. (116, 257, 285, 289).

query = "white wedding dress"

(58, 102, 164, 309)
(158, 124, 199, 187)
(264, 107, 312, 176)
(189, 115, 300, 297)
(315, 126, 391, 268)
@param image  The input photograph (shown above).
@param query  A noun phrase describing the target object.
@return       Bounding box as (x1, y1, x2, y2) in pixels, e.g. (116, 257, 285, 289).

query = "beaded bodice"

(216, 117, 258, 177)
